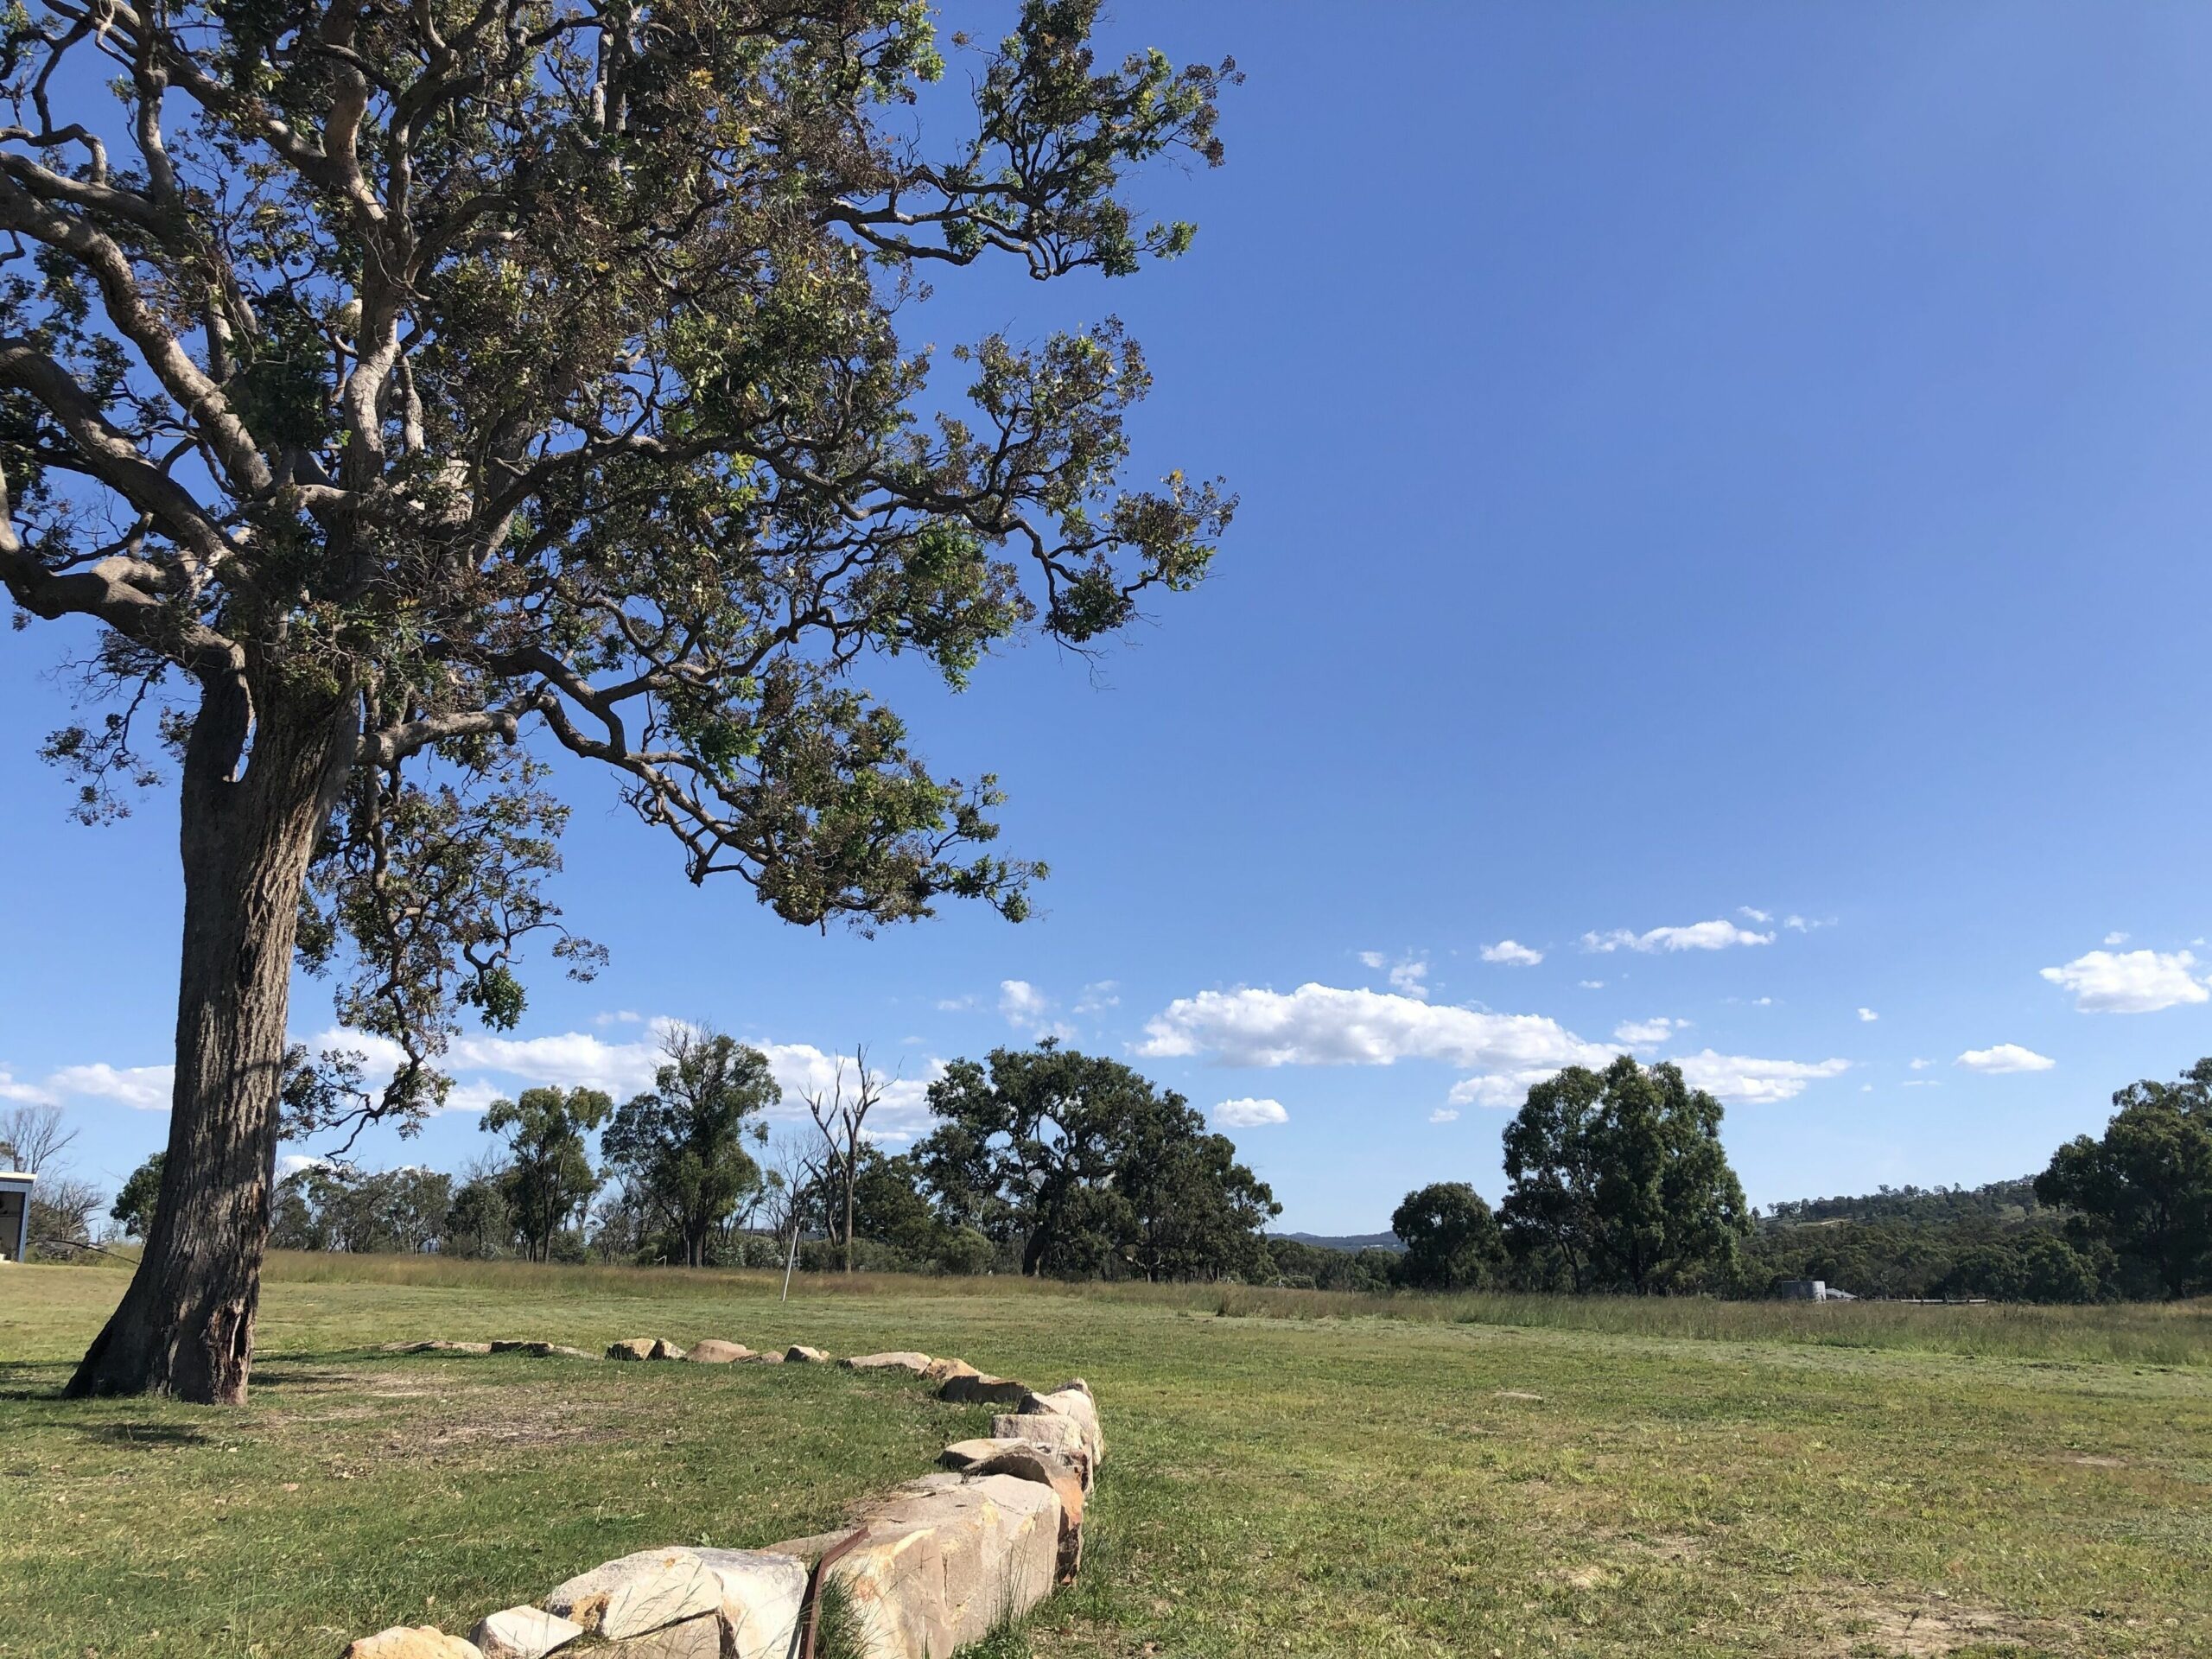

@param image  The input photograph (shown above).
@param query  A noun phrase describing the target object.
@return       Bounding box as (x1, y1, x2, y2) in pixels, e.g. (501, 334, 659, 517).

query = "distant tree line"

(93, 1044, 2212, 1302)
(1331, 1053, 2212, 1303)
(106, 1035, 1281, 1281)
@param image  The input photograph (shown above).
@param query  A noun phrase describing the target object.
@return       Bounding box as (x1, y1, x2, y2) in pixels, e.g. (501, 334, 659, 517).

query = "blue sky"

(8, 3, 2212, 1232)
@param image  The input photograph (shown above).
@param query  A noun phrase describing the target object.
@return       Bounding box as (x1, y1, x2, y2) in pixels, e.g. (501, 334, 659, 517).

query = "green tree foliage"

(603, 1027, 778, 1267)
(269, 1165, 454, 1253)
(916, 1043, 1277, 1279)
(1745, 1176, 2105, 1301)
(444, 1169, 518, 1260)
(2037, 1058, 2212, 1299)
(111, 1154, 166, 1241)
(849, 1148, 945, 1263)
(1390, 1183, 1506, 1291)
(1500, 1055, 1751, 1294)
(1262, 1238, 1401, 1292)
(481, 1087, 611, 1262)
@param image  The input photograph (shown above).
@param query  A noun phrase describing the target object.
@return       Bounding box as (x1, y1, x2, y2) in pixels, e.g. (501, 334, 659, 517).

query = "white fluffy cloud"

(0, 1068, 54, 1104)
(1856, 1007, 1879, 1023)
(1671, 1049, 1851, 1104)
(47, 1062, 174, 1111)
(1212, 1096, 1288, 1128)
(1613, 1016, 1689, 1047)
(1359, 951, 1432, 998)
(315, 1021, 942, 1132)
(1957, 1044, 2056, 1074)
(2039, 949, 2209, 1014)
(2103, 931, 2130, 946)
(1738, 906, 1773, 924)
(1481, 940, 1544, 966)
(1582, 918, 1773, 954)
(1074, 981, 1121, 1014)
(1143, 982, 1846, 1113)
(1141, 983, 1612, 1078)
(1429, 1108, 1459, 1123)
(997, 980, 1075, 1041)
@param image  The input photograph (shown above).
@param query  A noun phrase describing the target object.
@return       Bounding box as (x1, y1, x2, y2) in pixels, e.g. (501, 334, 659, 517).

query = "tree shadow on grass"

(74, 1420, 213, 1447)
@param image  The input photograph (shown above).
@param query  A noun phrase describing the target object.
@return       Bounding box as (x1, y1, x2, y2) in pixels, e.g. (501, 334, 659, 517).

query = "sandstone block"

(491, 1340, 591, 1358)
(606, 1338, 657, 1361)
(691, 1548, 809, 1659)
(386, 1341, 492, 1355)
(685, 1339, 750, 1363)
(841, 1351, 933, 1373)
(923, 1357, 980, 1383)
(604, 1614, 720, 1658)
(939, 1373, 1028, 1406)
(544, 1548, 721, 1637)
(342, 1628, 484, 1659)
(988, 1412, 1091, 1485)
(946, 1433, 1092, 1495)
(784, 1344, 829, 1363)
(469, 1606, 582, 1659)
(1017, 1386, 1103, 1468)
(820, 1473, 1063, 1659)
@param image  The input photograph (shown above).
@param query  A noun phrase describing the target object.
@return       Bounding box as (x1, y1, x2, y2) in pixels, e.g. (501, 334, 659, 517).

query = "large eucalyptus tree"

(0, 0, 1233, 1402)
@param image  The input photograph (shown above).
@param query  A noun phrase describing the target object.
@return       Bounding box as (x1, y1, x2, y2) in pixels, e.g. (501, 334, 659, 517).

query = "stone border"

(344, 1341, 1104, 1659)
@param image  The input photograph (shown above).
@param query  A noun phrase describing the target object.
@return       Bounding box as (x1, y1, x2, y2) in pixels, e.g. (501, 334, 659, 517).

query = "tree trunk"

(842, 1144, 855, 1274)
(68, 680, 352, 1405)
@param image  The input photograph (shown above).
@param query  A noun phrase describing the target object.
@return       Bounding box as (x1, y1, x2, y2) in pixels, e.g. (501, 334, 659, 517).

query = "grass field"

(4, 1259, 2210, 1658)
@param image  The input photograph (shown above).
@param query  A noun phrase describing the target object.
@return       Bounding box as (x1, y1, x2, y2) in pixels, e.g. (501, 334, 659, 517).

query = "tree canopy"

(916, 1042, 1277, 1279)
(1500, 1055, 1751, 1294)
(11, 0, 1237, 1402)
(481, 1084, 610, 1261)
(2037, 1057, 2212, 1299)
(110, 1154, 166, 1240)
(601, 1026, 778, 1267)
(1390, 1181, 1504, 1292)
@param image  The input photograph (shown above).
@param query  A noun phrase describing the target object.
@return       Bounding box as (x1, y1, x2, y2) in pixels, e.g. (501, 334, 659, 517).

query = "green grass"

(5, 1257, 2210, 1657)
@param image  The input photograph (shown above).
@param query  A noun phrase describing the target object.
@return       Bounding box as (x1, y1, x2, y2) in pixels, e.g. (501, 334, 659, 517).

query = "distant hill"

(1760, 1177, 2044, 1230)
(1271, 1230, 1403, 1254)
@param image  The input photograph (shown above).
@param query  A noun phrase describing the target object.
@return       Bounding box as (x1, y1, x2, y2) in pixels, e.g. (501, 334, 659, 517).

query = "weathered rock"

(607, 1338, 657, 1361)
(342, 1628, 484, 1659)
(960, 1447, 1084, 1580)
(543, 1548, 721, 1636)
(989, 1411, 1085, 1466)
(684, 1339, 750, 1363)
(940, 1372, 1028, 1406)
(490, 1340, 592, 1359)
(649, 1338, 686, 1361)
(1016, 1385, 1104, 1469)
(691, 1548, 809, 1659)
(841, 1351, 933, 1374)
(923, 1357, 981, 1384)
(603, 1614, 721, 1658)
(784, 1344, 830, 1363)
(736, 1350, 785, 1363)
(469, 1605, 582, 1659)
(817, 1473, 1063, 1659)
(943, 1434, 1091, 1493)
(385, 1340, 493, 1355)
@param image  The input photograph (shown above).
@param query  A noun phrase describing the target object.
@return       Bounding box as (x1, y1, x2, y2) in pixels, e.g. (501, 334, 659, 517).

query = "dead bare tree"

(0, 1103, 77, 1173)
(804, 1052, 889, 1274)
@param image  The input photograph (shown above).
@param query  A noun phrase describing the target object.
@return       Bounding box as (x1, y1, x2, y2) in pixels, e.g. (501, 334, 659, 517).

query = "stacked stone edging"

(344, 1343, 1103, 1659)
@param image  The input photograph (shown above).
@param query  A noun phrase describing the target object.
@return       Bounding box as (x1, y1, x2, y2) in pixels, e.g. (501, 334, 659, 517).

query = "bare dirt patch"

(1823, 1592, 2049, 1656)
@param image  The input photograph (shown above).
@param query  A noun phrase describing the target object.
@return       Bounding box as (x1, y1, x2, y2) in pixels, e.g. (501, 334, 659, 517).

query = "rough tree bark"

(67, 677, 353, 1404)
